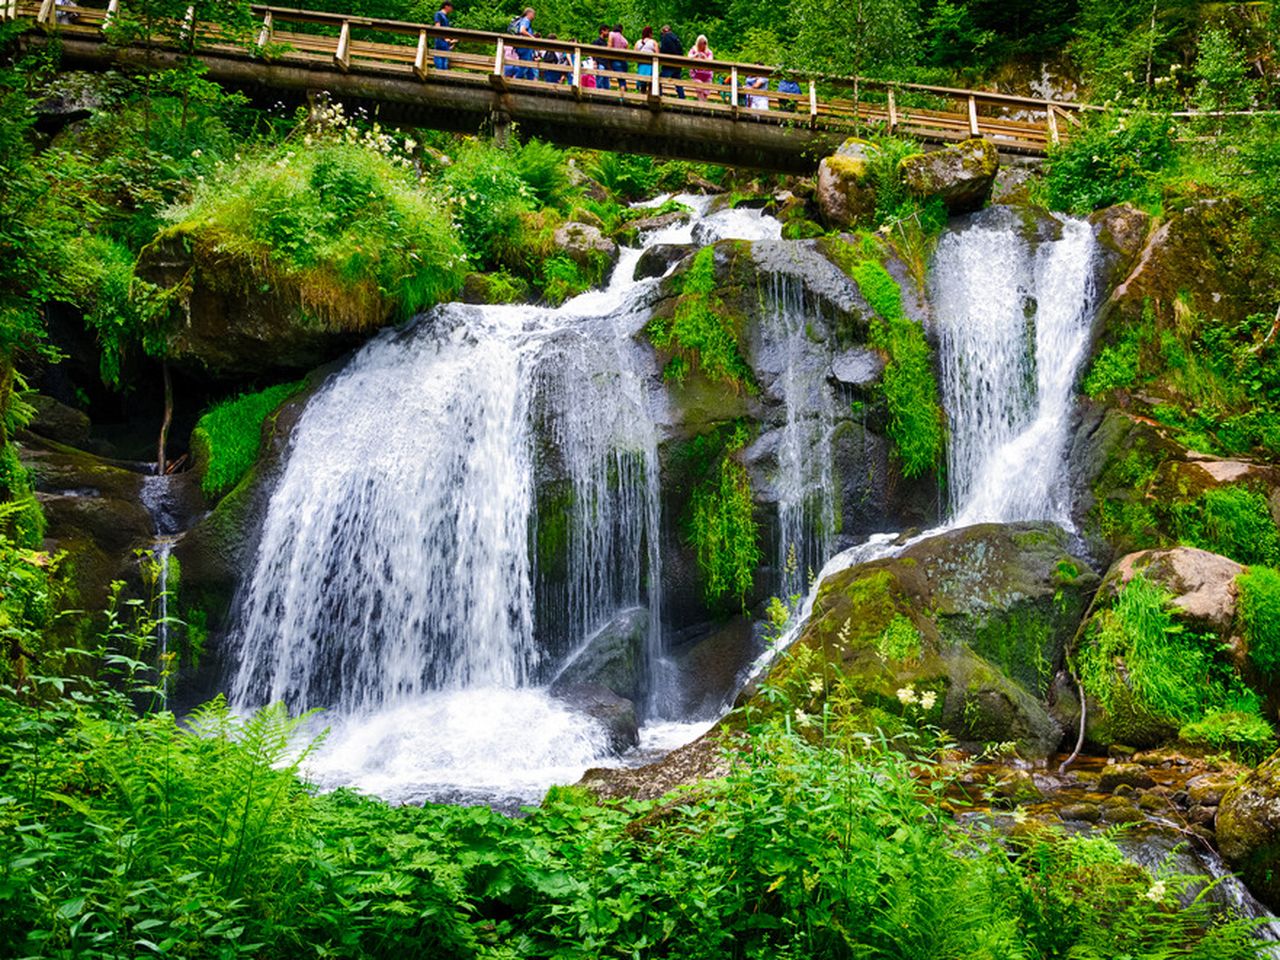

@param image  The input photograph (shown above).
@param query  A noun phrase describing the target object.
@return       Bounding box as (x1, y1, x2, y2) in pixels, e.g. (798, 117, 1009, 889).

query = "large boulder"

(899, 139, 998, 215)
(551, 221, 619, 272)
(745, 522, 1099, 758)
(815, 139, 877, 230)
(550, 607, 649, 704)
(634, 243, 693, 280)
(1108, 547, 1245, 638)
(1217, 749, 1280, 910)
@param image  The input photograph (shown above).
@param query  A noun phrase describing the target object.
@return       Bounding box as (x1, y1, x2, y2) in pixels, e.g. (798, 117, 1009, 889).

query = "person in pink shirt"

(690, 34, 713, 101)
(607, 23, 629, 91)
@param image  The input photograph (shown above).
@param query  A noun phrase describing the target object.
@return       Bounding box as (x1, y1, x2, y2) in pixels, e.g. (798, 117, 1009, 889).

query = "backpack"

(507, 16, 522, 34)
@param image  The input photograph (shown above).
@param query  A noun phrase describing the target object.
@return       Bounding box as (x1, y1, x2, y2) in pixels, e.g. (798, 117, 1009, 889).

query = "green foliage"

(646, 246, 755, 389)
(1194, 24, 1257, 113)
(170, 142, 467, 325)
(540, 255, 591, 306)
(1180, 709, 1276, 765)
(854, 260, 944, 478)
(876, 613, 921, 663)
(191, 381, 305, 501)
(689, 453, 761, 608)
(588, 152, 660, 201)
(1084, 316, 1144, 396)
(1171, 484, 1280, 567)
(1077, 573, 1271, 758)
(1238, 565, 1280, 676)
(866, 136, 924, 223)
(788, 0, 921, 78)
(1045, 112, 1175, 213)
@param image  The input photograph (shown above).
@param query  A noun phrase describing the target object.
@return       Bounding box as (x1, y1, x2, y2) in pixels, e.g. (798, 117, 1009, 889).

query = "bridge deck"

(7, 0, 1097, 170)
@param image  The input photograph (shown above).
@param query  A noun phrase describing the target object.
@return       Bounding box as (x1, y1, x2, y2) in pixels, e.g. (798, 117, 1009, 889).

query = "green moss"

(969, 611, 1055, 697)
(0, 444, 45, 549)
(646, 247, 755, 390)
(688, 448, 761, 609)
(534, 483, 574, 580)
(1239, 565, 1280, 676)
(851, 260, 944, 479)
(1180, 710, 1276, 765)
(1171, 485, 1280, 566)
(191, 381, 305, 501)
(876, 613, 921, 664)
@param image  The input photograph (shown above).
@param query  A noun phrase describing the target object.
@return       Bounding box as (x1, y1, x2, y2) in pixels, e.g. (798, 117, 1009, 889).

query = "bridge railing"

(7, 0, 1097, 154)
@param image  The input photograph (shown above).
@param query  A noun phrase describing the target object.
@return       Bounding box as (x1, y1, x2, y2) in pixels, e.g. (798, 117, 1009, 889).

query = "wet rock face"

(899, 138, 998, 215)
(634, 243, 693, 280)
(549, 607, 648, 705)
(552, 221, 620, 271)
(1218, 750, 1280, 910)
(550, 683, 639, 754)
(747, 522, 1099, 758)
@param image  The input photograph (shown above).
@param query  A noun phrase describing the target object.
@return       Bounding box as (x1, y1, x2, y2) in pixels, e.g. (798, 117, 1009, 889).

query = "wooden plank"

(257, 10, 272, 47)
(571, 44, 580, 94)
(36, 0, 55, 26)
(334, 20, 349, 70)
(887, 88, 896, 132)
(413, 28, 426, 78)
(968, 95, 979, 136)
(1046, 103, 1059, 144)
(730, 67, 737, 117)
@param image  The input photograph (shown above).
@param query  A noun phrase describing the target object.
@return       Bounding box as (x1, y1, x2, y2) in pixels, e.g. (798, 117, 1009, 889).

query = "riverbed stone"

(26, 394, 91, 447)
(552, 221, 620, 272)
(551, 682, 639, 754)
(1058, 802, 1102, 823)
(634, 243, 693, 280)
(816, 139, 877, 230)
(899, 139, 998, 214)
(1219, 751, 1280, 908)
(1100, 795, 1146, 823)
(1099, 763, 1156, 793)
(1187, 772, 1236, 807)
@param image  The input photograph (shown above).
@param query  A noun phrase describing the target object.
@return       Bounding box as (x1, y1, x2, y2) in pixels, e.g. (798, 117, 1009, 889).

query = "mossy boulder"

(1107, 547, 1246, 640)
(550, 607, 648, 705)
(136, 234, 378, 380)
(26, 394, 90, 447)
(815, 139, 877, 230)
(1217, 749, 1280, 910)
(746, 522, 1098, 758)
(899, 139, 998, 215)
(551, 221, 619, 273)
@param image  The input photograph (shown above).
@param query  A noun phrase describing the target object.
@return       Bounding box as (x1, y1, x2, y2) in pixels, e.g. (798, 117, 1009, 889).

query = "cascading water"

(227, 197, 779, 805)
(931, 216, 1098, 527)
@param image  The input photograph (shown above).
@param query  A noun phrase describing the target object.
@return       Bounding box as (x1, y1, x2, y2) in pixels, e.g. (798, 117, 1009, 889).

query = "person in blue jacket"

(433, 1, 455, 71)
(511, 7, 536, 80)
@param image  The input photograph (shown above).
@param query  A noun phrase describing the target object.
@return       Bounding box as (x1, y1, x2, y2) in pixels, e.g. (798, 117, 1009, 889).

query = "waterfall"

(931, 216, 1098, 526)
(226, 197, 779, 804)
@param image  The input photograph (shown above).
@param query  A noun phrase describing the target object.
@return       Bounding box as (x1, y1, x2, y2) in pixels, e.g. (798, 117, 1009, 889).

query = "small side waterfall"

(931, 216, 1098, 526)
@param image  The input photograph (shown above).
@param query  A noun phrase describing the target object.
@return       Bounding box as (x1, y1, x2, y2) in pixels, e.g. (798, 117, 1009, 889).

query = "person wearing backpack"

(508, 7, 536, 80)
(658, 24, 684, 99)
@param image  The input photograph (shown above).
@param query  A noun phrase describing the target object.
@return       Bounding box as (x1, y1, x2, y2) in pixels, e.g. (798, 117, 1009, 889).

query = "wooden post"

(256, 10, 272, 48)
(730, 66, 738, 115)
(571, 44, 581, 93)
(334, 21, 351, 71)
(1046, 102, 1059, 144)
(650, 55, 660, 99)
(36, 0, 55, 27)
(493, 38, 504, 75)
(887, 88, 897, 132)
(103, 0, 118, 28)
(967, 94, 979, 136)
(414, 29, 427, 78)
(808, 80, 817, 120)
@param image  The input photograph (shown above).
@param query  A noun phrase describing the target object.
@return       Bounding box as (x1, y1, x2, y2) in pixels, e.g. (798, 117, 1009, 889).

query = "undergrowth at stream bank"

(191, 380, 305, 500)
(0, 629, 1264, 959)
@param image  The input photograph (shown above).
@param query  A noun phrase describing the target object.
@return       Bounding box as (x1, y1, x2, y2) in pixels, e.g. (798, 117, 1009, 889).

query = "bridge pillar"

(490, 110, 512, 147)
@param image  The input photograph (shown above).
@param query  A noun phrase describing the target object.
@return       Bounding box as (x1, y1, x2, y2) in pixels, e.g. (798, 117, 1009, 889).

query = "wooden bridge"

(6, 0, 1098, 170)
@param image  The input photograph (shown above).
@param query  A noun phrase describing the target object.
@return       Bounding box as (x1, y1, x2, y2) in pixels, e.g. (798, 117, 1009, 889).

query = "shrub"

(1046, 111, 1175, 212)
(167, 143, 467, 326)
(1239, 565, 1280, 675)
(191, 381, 305, 500)
(1180, 709, 1275, 764)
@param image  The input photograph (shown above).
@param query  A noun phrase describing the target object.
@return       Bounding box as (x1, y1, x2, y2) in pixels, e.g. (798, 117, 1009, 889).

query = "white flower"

(919, 690, 937, 711)
(808, 676, 824, 695)
(1145, 880, 1167, 902)
(793, 708, 813, 728)
(190, 148, 202, 158)
(896, 686, 917, 706)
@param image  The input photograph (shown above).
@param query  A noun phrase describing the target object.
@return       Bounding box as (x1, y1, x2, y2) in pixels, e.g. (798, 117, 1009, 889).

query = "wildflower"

(808, 676, 824, 695)
(793, 708, 813, 728)
(896, 686, 916, 706)
(919, 690, 937, 711)
(1145, 880, 1167, 902)
(190, 148, 202, 158)
(404, 138, 417, 152)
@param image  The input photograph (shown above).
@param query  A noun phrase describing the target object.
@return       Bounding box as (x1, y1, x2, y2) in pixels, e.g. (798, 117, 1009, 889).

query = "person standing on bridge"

(511, 7, 536, 81)
(433, 1, 455, 71)
(635, 27, 657, 89)
(608, 23, 629, 91)
(658, 24, 684, 99)
(690, 35, 713, 101)
(593, 24, 611, 89)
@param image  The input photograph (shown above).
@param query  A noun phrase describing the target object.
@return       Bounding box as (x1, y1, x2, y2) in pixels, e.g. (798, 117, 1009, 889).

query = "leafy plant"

(191, 380, 305, 500)
(1171, 484, 1280, 567)
(1238, 565, 1280, 676)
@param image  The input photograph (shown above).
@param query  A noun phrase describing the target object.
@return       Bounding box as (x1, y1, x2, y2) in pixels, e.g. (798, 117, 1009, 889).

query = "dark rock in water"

(663, 615, 764, 719)
(900, 138, 998, 215)
(828, 348, 884, 389)
(1186, 772, 1235, 807)
(550, 683, 638, 754)
(27, 394, 90, 447)
(1099, 763, 1156, 793)
(550, 607, 648, 704)
(1058, 802, 1102, 823)
(1099, 795, 1146, 823)
(992, 770, 1043, 806)
(746, 521, 1098, 759)
(1217, 749, 1280, 910)
(634, 243, 693, 280)
(628, 210, 691, 234)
